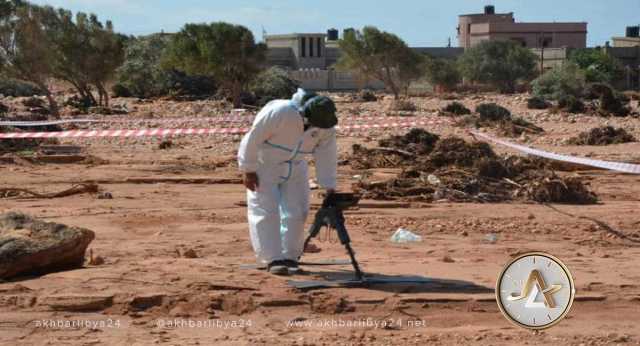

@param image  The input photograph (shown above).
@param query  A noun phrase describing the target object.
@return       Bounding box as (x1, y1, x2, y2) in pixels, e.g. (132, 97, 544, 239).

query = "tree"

(52, 9, 125, 108)
(115, 34, 171, 98)
(162, 22, 266, 107)
(569, 48, 624, 84)
(83, 14, 125, 107)
(337, 26, 424, 99)
(458, 40, 538, 93)
(423, 56, 461, 92)
(250, 66, 299, 106)
(0, 1, 61, 117)
(531, 62, 586, 101)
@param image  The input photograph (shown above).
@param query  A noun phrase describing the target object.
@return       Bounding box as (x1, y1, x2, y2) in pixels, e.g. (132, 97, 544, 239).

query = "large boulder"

(0, 213, 95, 279)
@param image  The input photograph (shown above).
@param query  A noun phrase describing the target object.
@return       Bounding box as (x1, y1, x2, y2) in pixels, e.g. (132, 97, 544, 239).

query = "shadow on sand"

(288, 268, 494, 293)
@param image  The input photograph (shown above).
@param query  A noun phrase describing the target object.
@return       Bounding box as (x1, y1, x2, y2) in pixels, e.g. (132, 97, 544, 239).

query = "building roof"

(459, 12, 513, 17)
(266, 33, 327, 40)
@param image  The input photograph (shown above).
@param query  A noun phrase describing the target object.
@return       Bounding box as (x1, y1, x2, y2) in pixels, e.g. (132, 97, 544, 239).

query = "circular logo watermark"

(496, 252, 575, 330)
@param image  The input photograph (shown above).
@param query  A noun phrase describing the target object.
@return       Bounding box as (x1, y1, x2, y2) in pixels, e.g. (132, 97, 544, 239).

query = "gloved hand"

(244, 172, 259, 191)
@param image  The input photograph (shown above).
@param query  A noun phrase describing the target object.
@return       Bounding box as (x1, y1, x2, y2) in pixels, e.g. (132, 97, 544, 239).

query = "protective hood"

(303, 96, 338, 129)
(291, 88, 318, 110)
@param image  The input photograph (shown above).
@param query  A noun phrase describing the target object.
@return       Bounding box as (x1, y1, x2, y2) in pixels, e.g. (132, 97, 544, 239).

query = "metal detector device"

(288, 193, 441, 290)
(301, 192, 365, 280)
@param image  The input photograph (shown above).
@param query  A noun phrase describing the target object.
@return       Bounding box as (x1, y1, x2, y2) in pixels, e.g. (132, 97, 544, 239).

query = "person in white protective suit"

(237, 89, 338, 275)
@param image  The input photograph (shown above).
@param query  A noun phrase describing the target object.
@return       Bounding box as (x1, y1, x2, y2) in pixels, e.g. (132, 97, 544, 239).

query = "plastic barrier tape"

(0, 120, 448, 139)
(0, 116, 437, 127)
(471, 130, 640, 174)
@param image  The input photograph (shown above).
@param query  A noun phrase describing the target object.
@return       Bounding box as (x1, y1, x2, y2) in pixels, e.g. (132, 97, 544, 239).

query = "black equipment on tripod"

(302, 193, 364, 281)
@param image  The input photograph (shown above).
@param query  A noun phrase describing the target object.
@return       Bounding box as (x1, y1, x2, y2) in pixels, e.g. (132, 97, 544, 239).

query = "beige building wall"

(459, 10, 587, 49)
(612, 37, 640, 47)
(265, 34, 327, 69)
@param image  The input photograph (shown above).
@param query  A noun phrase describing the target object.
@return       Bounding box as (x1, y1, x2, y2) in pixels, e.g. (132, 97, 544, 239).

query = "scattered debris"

(390, 228, 423, 243)
(568, 126, 636, 146)
(441, 255, 455, 263)
(0, 212, 95, 279)
(484, 233, 498, 244)
(88, 249, 105, 265)
(0, 183, 99, 199)
(38, 145, 83, 155)
(40, 294, 113, 312)
(97, 192, 114, 200)
(181, 248, 200, 259)
(158, 140, 173, 150)
(464, 103, 544, 136)
(350, 129, 597, 204)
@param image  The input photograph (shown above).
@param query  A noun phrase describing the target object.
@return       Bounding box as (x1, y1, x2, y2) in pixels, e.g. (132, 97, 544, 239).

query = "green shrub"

(249, 67, 299, 106)
(476, 103, 511, 121)
(527, 97, 550, 110)
(531, 63, 585, 101)
(558, 96, 585, 113)
(443, 101, 471, 115)
(0, 79, 43, 97)
(569, 49, 624, 84)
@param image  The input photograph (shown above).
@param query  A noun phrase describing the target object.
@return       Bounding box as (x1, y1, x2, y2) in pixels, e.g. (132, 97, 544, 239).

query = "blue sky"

(31, 0, 639, 47)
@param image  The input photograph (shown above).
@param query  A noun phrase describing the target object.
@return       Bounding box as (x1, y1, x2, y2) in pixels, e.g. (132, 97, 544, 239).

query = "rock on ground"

(0, 212, 95, 279)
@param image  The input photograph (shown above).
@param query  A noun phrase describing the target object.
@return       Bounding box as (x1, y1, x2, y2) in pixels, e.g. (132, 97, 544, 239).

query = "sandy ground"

(1, 94, 640, 346)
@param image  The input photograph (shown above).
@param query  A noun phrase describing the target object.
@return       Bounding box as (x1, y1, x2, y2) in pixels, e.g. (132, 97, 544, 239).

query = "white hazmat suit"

(237, 93, 337, 264)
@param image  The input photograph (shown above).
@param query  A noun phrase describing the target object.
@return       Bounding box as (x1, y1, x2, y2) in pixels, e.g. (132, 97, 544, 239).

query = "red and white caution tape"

(471, 130, 640, 174)
(3, 117, 639, 175)
(0, 115, 446, 127)
(0, 116, 251, 127)
(0, 128, 250, 139)
(0, 119, 450, 139)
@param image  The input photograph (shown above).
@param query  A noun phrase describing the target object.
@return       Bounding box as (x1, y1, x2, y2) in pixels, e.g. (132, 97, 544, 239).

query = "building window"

(317, 37, 322, 57)
(541, 37, 553, 48)
(301, 37, 306, 57)
(309, 37, 314, 57)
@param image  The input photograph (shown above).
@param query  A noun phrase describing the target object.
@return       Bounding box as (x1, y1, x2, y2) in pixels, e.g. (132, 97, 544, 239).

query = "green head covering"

(302, 96, 338, 129)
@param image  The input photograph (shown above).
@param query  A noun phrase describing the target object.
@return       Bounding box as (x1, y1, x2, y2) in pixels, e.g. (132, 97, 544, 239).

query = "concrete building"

(458, 5, 587, 49)
(265, 33, 331, 70)
(612, 26, 640, 47)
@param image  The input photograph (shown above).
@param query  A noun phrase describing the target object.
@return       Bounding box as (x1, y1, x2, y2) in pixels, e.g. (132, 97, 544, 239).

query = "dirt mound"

(350, 129, 439, 169)
(568, 126, 636, 146)
(464, 103, 544, 137)
(425, 138, 496, 170)
(351, 130, 597, 204)
(379, 128, 440, 155)
(0, 212, 95, 279)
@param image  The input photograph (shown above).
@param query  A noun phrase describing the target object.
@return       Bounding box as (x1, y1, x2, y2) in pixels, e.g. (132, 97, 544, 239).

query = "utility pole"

(539, 32, 545, 75)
